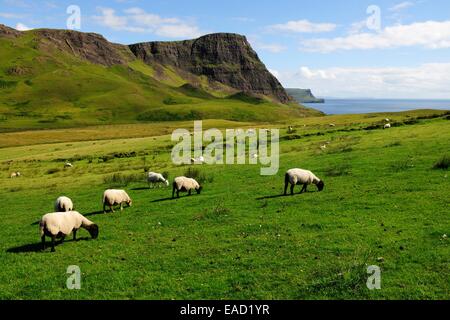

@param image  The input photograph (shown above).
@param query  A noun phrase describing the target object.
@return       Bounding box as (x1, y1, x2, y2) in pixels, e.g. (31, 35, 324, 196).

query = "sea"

(303, 99, 450, 115)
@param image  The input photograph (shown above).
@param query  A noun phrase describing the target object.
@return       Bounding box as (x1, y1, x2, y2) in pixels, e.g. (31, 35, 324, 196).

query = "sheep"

(172, 176, 202, 198)
(384, 123, 391, 129)
(329, 123, 336, 127)
(147, 172, 169, 188)
(54, 196, 74, 212)
(102, 189, 132, 213)
(284, 168, 325, 196)
(39, 211, 99, 252)
(385, 118, 390, 122)
(320, 145, 327, 151)
(10, 171, 20, 178)
(65, 162, 73, 168)
(190, 156, 205, 164)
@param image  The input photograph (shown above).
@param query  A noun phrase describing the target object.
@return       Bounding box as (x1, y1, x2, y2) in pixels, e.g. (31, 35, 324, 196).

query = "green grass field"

(0, 110, 449, 299)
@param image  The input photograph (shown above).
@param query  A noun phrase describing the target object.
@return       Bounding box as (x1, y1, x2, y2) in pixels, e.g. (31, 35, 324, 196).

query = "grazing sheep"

(39, 211, 99, 252)
(384, 123, 391, 129)
(329, 123, 336, 127)
(385, 118, 390, 122)
(284, 168, 325, 196)
(147, 172, 169, 188)
(103, 189, 132, 213)
(172, 176, 202, 198)
(320, 145, 327, 150)
(65, 162, 73, 168)
(10, 171, 20, 178)
(54, 196, 74, 212)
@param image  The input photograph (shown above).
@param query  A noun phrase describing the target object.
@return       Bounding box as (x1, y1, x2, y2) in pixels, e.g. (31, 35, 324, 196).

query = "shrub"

(433, 155, 450, 170)
(103, 172, 143, 187)
(184, 167, 214, 184)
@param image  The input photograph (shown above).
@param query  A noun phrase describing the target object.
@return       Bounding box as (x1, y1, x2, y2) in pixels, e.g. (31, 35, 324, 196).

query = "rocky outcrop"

(0, 24, 21, 38)
(2, 25, 291, 103)
(285, 88, 325, 103)
(34, 29, 129, 66)
(129, 33, 291, 103)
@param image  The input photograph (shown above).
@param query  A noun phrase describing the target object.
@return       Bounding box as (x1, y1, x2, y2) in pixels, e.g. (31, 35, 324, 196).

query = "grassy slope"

(0, 31, 320, 131)
(0, 110, 448, 299)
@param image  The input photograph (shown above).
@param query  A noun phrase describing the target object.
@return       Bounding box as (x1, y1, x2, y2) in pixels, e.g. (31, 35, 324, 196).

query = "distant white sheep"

(54, 196, 74, 212)
(10, 171, 21, 178)
(320, 145, 327, 151)
(103, 189, 132, 213)
(284, 168, 325, 196)
(65, 162, 73, 168)
(147, 172, 169, 188)
(190, 156, 205, 164)
(172, 176, 202, 198)
(329, 123, 336, 127)
(384, 123, 391, 129)
(39, 211, 99, 252)
(385, 118, 390, 122)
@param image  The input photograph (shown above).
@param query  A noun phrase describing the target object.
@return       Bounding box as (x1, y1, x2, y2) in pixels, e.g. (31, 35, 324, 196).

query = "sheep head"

(196, 185, 203, 194)
(87, 224, 99, 239)
(317, 181, 325, 192)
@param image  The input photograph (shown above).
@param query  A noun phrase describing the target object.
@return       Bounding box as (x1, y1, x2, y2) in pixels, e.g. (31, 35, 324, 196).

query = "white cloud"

(277, 63, 450, 99)
(389, 1, 415, 12)
(268, 19, 337, 33)
(301, 20, 450, 52)
(93, 7, 204, 38)
(248, 36, 287, 53)
(15, 23, 31, 31)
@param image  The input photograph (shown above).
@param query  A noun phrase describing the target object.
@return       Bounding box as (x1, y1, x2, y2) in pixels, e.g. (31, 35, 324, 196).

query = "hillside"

(286, 88, 325, 103)
(0, 24, 321, 131)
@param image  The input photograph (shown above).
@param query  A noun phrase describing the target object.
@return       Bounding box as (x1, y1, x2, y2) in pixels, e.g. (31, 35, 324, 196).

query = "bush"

(433, 155, 450, 170)
(103, 172, 144, 187)
(184, 167, 214, 184)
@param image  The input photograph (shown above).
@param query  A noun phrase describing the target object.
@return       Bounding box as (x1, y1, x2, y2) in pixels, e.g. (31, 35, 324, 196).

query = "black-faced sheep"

(147, 172, 169, 188)
(10, 171, 21, 178)
(39, 211, 99, 252)
(172, 176, 202, 198)
(103, 189, 132, 213)
(284, 168, 325, 196)
(54, 196, 74, 212)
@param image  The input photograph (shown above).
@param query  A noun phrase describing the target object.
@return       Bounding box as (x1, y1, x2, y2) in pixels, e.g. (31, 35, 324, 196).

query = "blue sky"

(1, 0, 450, 98)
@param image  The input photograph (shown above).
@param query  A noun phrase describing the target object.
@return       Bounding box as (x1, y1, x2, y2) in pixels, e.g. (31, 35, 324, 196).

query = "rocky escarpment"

(129, 33, 291, 103)
(33, 29, 129, 66)
(1, 25, 291, 103)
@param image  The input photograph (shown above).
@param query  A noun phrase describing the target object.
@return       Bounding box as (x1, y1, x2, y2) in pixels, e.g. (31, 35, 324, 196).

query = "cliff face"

(34, 29, 129, 66)
(285, 88, 325, 104)
(129, 33, 291, 103)
(0, 25, 292, 104)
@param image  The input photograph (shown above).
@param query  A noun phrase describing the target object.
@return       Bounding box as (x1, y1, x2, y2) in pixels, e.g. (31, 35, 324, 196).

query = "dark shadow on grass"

(256, 191, 317, 200)
(84, 210, 105, 217)
(6, 237, 90, 254)
(256, 194, 287, 200)
(151, 195, 200, 203)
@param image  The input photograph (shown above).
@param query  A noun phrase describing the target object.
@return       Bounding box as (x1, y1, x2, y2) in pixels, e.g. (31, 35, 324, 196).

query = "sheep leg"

(188, 190, 192, 196)
(290, 184, 295, 196)
(177, 190, 180, 198)
(284, 182, 289, 196)
(51, 236, 56, 252)
(120, 203, 123, 211)
(59, 235, 66, 244)
(103, 203, 107, 214)
(300, 184, 307, 194)
(41, 235, 46, 251)
(73, 230, 77, 241)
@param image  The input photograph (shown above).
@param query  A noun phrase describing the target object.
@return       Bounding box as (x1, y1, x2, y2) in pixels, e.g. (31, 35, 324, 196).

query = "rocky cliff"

(285, 88, 325, 103)
(129, 33, 291, 103)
